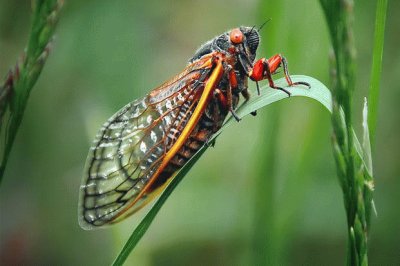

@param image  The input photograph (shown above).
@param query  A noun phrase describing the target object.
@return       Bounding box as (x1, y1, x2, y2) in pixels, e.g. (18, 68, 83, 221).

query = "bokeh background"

(0, 0, 399, 265)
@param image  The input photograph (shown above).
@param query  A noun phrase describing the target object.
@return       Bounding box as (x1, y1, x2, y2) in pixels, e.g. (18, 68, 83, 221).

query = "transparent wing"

(78, 58, 213, 229)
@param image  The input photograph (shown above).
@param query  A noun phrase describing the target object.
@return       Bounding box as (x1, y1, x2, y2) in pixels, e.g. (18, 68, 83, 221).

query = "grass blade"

(0, 0, 63, 183)
(368, 0, 388, 146)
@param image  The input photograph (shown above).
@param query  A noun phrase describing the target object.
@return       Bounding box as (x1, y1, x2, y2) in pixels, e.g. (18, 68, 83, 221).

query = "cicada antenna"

(258, 18, 271, 31)
(249, 25, 257, 34)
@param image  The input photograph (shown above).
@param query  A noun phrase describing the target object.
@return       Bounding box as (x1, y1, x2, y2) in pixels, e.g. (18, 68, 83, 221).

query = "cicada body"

(78, 26, 309, 229)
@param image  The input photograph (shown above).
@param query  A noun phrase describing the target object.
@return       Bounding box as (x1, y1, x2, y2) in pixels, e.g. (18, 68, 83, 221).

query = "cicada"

(78, 26, 309, 229)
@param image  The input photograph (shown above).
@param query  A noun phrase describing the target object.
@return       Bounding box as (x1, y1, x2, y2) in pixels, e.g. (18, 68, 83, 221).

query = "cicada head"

(239, 26, 260, 62)
(190, 26, 260, 70)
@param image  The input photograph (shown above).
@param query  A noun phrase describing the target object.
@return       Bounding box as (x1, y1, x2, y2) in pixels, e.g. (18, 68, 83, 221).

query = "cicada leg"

(250, 54, 311, 96)
(239, 79, 257, 116)
(214, 66, 241, 122)
(227, 67, 241, 122)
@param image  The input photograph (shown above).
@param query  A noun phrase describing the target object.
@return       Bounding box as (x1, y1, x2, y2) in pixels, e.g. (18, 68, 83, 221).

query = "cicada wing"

(78, 97, 161, 229)
(78, 59, 215, 230)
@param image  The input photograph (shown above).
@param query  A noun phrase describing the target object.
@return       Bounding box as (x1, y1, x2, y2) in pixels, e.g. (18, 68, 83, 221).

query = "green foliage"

(0, 0, 63, 182)
(112, 76, 332, 265)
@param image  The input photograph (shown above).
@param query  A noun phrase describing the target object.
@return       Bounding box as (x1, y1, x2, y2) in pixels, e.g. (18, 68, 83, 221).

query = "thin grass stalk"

(319, 0, 378, 264)
(0, 0, 63, 183)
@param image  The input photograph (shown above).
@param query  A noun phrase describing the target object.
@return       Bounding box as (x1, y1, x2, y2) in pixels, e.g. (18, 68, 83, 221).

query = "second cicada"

(78, 26, 309, 229)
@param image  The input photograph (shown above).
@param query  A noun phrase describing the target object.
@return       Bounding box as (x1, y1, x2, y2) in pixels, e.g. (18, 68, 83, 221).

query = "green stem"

(0, 0, 63, 183)
(320, 0, 378, 265)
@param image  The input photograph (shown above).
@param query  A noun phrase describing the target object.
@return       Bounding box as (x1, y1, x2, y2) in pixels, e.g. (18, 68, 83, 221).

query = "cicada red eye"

(229, 28, 244, 44)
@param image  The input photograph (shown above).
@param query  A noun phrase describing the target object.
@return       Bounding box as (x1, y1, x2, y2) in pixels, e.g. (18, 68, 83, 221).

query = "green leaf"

(112, 75, 333, 265)
(368, 0, 388, 146)
(235, 75, 332, 118)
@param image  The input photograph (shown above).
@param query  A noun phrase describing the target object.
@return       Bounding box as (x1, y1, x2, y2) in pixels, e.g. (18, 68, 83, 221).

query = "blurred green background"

(0, 0, 399, 265)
